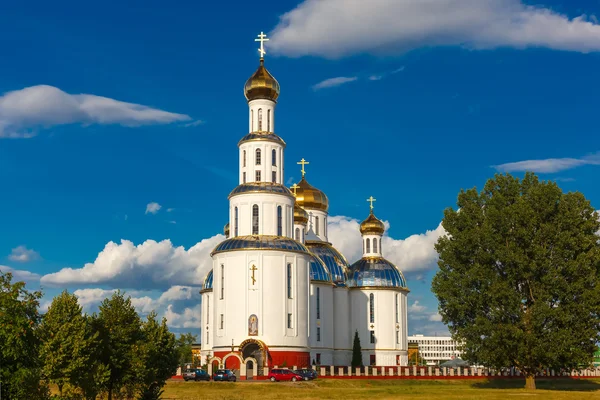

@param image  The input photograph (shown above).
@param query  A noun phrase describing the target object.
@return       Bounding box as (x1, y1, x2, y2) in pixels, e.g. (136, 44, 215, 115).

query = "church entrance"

(246, 360, 254, 380)
(240, 339, 266, 377)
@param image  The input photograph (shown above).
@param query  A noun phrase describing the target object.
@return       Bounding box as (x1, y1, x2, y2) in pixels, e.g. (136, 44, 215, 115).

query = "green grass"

(161, 378, 600, 400)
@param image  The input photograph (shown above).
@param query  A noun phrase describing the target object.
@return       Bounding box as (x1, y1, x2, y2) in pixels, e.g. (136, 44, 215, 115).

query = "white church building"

(199, 33, 409, 374)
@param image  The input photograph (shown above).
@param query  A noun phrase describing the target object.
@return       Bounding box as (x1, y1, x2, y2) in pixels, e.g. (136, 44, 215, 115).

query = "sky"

(1, 0, 600, 339)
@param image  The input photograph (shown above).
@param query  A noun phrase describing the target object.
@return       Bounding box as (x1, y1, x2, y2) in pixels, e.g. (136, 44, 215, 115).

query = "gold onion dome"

(244, 59, 280, 102)
(294, 177, 329, 212)
(360, 211, 385, 235)
(224, 223, 230, 237)
(294, 202, 309, 225)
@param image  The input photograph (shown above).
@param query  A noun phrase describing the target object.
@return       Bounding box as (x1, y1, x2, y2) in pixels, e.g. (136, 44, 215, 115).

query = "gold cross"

(255, 32, 269, 59)
(297, 158, 309, 177)
(367, 196, 376, 210)
(250, 264, 258, 285)
(291, 183, 300, 196)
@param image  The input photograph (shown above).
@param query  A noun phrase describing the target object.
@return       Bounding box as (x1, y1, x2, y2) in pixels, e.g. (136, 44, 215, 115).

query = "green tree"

(351, 330, 363, 368)
(97, 291, 142, 400)
(432, 173, 600, 390)
(40, 290, 97, 397)
(0, 271, 49, 399)
(135, 312, 178, 400)
(175, 333, 197, 367)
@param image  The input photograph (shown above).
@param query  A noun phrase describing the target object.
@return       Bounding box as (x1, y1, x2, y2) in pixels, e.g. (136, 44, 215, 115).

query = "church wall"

(238, 141, 284, 186)
(305, 209, 328, 241)
(248, 99, 275, 133)
(332, 287, 351, 365)
(229, 193, 294, 237)
(308, 282, 334, 365)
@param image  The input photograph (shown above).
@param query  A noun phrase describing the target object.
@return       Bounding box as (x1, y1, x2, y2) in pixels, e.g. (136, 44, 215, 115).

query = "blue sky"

(1, 0, 600, 337)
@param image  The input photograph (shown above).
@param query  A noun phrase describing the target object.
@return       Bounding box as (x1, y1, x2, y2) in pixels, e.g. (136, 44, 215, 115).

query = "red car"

(268, 368, 303, 382)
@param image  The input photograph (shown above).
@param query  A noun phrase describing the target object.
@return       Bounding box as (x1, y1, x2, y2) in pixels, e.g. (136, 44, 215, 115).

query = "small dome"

(306, 241, 349, 284)
(347, 257, 407, 289)
(294, 177, 329, 212)
(310, 255, 331, 283)
(360, 211, 385, 235)
(224, 223, 230, 238)
(244, 60, 280, 102)
(202, 269, 213, 291)
(294, 203, 308, 225)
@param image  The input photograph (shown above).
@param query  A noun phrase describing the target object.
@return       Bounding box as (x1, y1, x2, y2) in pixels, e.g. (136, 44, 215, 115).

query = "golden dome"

(294, 177, 329, 212)
(294, 202, 308, 225)
(244, 59, 280, 102)
(360, 211, 385, 235)
(224, 223, 230, 238)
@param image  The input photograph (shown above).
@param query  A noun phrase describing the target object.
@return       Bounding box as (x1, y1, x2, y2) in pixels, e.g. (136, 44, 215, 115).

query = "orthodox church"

(199, 33, 409, 374)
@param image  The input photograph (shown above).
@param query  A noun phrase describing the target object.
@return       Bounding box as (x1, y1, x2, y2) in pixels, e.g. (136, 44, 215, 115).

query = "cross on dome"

(297, 158, 309, 177)
(291, 183, 300, 196)
(255, 31, 269, 59)
(367, 196, 376, 211)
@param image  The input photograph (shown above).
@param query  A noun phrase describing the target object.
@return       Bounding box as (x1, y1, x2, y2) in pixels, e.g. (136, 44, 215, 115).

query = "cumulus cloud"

(164, 304, 202, 329)
(0, 265, 40, 282)
(8, 245, 40, 262)
(429, 313, 443, 322)
(409, 300, 427, 313)
(145, 202, 162, 214)
(312, 76, 357, 90)
(494, 152, 600, 173)
(269, 0, 600, 58)
(41, 236, 222, 289)
(0, 85, 191, 138)
(328, 215, 445, 273)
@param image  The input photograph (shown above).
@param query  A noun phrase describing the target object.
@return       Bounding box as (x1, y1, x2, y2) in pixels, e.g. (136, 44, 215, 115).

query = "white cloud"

(164, 304, 202, 329)
(269, 0, 600, 58)
(40, 236, 222, 289)
(8, 245, 40, 262)
(145, 202, 162, 214)
(494, 152, 600, 173)
(328, 215, 445, 273)
(368, 75, 383, 81)
(0, 265, 40, 282)
(0, 85, 191, 138)
(409, 300, 427, 313)
(312, 76, 357, 90)
(182, 120, 204, 128)
(429, 313, 443, 322)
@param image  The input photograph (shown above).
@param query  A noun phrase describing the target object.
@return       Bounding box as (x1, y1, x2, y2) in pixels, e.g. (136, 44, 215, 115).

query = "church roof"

(244, 59, 280, 102)
(211, 235, 311, 256)
(229, 182, 295, 200)
(310, 255, 331, 283)
(347, 257, 408, 290)
(201, 269, 213, 292)
(238, 132, 286, 148)
(294, 177, 329, 211)
(305, 241, 349, 284)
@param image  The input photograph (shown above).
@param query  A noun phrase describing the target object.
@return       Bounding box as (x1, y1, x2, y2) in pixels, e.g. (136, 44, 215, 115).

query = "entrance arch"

(240, 339, 268, 376)
(207, 356, 222, 375)
(245, 357, 258, 380)
(223, 353, 243, 370)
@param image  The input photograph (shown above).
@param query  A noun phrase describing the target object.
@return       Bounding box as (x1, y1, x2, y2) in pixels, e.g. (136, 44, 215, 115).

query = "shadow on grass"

(472, 378, 600, 392)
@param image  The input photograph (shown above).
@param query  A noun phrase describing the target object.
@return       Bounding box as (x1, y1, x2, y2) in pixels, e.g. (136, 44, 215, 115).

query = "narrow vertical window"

(272, 171, 276, 183)
(366, 238, 371, 253)
(324, 217, 327, 237)
(373, 238, 378, 253)
(258, 108, 263, 131)
(252, 205, 259, 235)
(395, 294, 399, 323)
(396, 330, 399, 344)
(317, 327, 321, 342)
(370, 331, 375, 344)
(272, 149, 276, 166)
(287, 263, 292, 299)
(315, 216, 319, 235)
(220, 314, 224, 329)
(243, 172, 246, 183)
(251, 110, 254, 131)
(255, 171, 261, 182)
(234, 207, 239, 237)
(207, 296, 210, 322)
(267, 109, 271, 132)
(243, 150, 246, 167)
(277, 206, 282, 236)
(295, 228, 300, 241)
(255, 149, 261, 165)
(316, 287, 321, 319)
(287, 313, 292, 329)
(220, 264, 224, 300)
(369, 293, 375, 323)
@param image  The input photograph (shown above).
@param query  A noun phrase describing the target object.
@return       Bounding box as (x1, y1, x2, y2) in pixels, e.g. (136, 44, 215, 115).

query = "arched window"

(369, 293, 375, 323)
(366, 238, 371, 253)
(243, 150, 246, 167)
(315, 216, 319, 235)
(287, 263, 292, 299)
(234, 207, 238, 237)
(258, 108, 263, 131)
(395, 294, 399, 323)
(324, 217, 327, 237)
(251, 110, 254, 131)
(316, 287, 321, 319)
(255, 149, 261, 165)
(272, 149, 276, 166)
(295, 227, 300, 241)
(277, 206, 282, 236)
(220, 264, 224, 300)
(373, 238, 378, 253)
(267, 109, 271, 132)
(252, 205, 259, 235)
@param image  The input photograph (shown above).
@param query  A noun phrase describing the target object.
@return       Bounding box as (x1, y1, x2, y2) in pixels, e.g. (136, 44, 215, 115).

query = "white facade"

(407, 335, 463, 366)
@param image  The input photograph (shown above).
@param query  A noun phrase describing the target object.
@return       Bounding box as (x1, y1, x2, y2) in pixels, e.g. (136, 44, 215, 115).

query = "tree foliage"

(0, 271, 49, 399)
(175, 333, 197, 367)
(432, 173, 600, 389)
(351, 330, 363, 368)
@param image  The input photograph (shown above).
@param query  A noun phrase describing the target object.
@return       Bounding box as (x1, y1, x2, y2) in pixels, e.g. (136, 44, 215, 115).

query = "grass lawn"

(161, 378, 600, 400)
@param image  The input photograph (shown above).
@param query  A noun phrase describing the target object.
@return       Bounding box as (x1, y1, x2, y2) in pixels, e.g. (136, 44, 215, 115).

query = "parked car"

(183, 368, 210, 381)
(294, 369, 318, 381)
(268, 368, 304, 382)
(213, 369, 236, 382)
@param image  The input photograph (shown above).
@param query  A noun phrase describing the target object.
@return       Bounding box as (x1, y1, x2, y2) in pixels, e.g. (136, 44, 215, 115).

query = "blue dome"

(347, 257, 407, 289)
(310, 255, 331, 283)
(211, 235, 310, 256)
(202, 269, 213, 291)
(306, 241, 349, 284)
(238, 132, 286, 148)
(228, 182, 294, 200)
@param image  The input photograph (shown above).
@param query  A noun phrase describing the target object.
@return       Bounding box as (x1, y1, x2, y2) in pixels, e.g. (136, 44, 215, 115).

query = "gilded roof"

(224, 223, 230, 237)
(229, 182, 294, 200)
(212, 235, 311, 256)
(360, 211, 385, 235)
(347, 257, 407, 289)
(238, 132, 286, 148)
(294, 177, 329, 212)
(244, 60, 280, 102)
(294, 202, 308, 225)
(305, 241, 349, 283)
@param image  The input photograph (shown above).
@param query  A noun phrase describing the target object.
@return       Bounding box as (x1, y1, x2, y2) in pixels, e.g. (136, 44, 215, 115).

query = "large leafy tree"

(432, 173, 600, 390)
(0, 272, 49, 399)
(135, 312, 178, 400)
(175, 333, 197, 367)
(97, 291, 143, 400)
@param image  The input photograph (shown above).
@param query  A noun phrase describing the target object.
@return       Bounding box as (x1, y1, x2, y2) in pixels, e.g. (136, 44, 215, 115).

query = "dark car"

(267, 368, 303, 382)
(294, 369, 318, 381)
(183, 368, 210, 381)
(213, 369, 236, 382)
